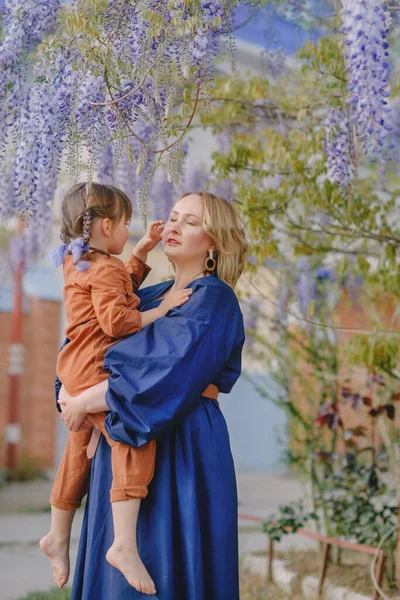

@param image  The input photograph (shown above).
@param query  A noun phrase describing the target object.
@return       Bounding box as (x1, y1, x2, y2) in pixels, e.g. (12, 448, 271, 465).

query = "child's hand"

(136, 220, 165, 253)
(132, 220, 165, 264)
(159, 289, 193, 315)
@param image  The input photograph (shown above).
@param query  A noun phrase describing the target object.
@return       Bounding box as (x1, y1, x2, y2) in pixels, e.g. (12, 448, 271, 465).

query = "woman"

(59, 191, 248, 599)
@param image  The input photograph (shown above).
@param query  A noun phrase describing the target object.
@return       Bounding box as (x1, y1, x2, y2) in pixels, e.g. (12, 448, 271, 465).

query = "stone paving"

(0, 472, 315, 600)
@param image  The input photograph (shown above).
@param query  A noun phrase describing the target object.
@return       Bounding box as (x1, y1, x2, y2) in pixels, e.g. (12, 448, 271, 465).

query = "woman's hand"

(59, 386, 88, 432)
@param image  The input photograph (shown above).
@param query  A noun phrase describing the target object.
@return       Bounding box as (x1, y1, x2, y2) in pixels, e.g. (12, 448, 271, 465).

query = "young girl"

(40, 182, 192, 596)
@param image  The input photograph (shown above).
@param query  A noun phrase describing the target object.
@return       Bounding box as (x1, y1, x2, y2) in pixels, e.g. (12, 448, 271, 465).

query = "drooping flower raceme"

(241, 297, 262, 350)
(341, 0, 392, 159)
(324, 107, 355, 186)
(0, 0, 61, 158)
(296, 257, 317, 319)
(150, 171, 178, 222)
(95, 144, 115, 186)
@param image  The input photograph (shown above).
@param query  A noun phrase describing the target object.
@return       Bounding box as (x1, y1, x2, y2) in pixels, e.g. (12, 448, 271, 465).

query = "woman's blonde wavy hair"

(175, 191, 248, 289)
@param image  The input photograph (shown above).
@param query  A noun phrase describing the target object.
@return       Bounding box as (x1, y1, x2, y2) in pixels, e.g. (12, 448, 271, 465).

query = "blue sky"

(233, 3, 325, 55)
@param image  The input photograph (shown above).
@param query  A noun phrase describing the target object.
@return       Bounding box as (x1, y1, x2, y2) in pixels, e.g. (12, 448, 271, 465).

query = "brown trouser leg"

(50, 427, 93, 510)
(51, 413, 156, 509)
(90, 413, 156, 502)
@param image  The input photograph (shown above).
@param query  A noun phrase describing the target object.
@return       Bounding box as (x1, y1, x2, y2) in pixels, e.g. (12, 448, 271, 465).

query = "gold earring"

(205, 249, 216, 272)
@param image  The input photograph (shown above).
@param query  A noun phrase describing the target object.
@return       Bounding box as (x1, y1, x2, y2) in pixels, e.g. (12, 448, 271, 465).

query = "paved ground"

(0, 472, 317, 600)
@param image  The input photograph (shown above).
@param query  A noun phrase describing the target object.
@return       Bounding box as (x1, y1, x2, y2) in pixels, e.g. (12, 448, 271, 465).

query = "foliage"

(263, 500, 318, 542)
(6, 454, 47, 482)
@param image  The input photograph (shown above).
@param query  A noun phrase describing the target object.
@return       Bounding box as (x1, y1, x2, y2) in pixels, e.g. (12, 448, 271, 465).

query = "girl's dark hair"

(60, 182, 132, 252)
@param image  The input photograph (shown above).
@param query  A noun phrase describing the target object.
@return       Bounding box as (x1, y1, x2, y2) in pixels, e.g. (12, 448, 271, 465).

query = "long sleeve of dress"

(104, 280, 244, 447)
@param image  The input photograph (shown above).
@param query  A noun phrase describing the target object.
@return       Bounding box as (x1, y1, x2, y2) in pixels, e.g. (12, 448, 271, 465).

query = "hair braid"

(60, 226, 71, 245)
(82, 209, 92, 245)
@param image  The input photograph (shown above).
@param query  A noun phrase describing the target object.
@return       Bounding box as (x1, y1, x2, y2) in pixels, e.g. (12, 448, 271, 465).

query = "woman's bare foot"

(106, 543, 156, 595)
(39, 533, 70, 588)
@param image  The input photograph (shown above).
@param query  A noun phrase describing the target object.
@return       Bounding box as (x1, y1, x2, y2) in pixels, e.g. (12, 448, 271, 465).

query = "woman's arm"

(103, 282, 245, 447)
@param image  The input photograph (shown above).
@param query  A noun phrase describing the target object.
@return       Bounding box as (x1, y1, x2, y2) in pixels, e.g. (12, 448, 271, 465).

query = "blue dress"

(70, 275, 245, 600)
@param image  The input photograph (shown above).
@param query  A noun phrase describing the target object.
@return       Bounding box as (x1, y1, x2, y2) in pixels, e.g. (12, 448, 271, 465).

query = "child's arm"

(91, 263, 192, 338)
(124, 254, 151, 290)
(91, 263, 143, 338)
(132, 220, 164, 265)
(125, 221, 164, 289)
(140, 288, 193, 328)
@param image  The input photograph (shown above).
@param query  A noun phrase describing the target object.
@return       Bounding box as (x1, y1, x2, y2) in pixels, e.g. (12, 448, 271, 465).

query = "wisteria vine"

(324, 106, 355, 187)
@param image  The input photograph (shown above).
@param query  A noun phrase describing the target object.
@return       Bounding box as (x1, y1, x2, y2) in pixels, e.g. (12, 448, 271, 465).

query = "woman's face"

(162, 194, 214, 265)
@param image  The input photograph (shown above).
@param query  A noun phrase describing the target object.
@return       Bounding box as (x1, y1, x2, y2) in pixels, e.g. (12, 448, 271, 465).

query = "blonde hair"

(176, 191, 248, 289)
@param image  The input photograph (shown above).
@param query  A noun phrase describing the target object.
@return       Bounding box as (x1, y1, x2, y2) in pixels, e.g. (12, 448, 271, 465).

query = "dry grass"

(240, 570, 296, 600)
(250, 548, 399, 598)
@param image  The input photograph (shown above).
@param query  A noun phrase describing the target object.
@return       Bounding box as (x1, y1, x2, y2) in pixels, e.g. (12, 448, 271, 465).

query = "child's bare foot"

(106, 543, 156, 595)
(39, 533, 70, 588)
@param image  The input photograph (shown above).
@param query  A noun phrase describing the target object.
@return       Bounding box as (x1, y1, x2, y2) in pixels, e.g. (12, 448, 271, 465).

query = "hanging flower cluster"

(0, 0, 235, 257)
(324, 107, 355, 187)
(241, 297, 262, 350)
(0, 0, 61, 159)
(341, 0, 392, 159)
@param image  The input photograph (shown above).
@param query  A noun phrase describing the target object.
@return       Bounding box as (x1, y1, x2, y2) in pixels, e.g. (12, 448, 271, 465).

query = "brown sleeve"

(124, 254, 151, 291)
(89, 264, 142, 338)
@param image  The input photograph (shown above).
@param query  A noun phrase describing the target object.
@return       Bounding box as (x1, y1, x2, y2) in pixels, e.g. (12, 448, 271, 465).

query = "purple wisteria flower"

(241, 297, 262, 350)
(175, 0, 229, 84)
(0, 152, 16, 222)
(295, 257, 317, 319)
(0, 0, 61, 158)
(95, 144, 116, 185)
(276, 281, 291, 327)
(324, 106, 355, 186)
(341, 0, 392, 159)
(342, 258, 363, 302)
(178, 163, 207, 196)
(150, 172, 177, 222)
(261, 48, 287, 79)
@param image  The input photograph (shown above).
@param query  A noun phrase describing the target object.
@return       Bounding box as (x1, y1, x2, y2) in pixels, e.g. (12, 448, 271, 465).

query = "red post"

(6, 223, 25, 470)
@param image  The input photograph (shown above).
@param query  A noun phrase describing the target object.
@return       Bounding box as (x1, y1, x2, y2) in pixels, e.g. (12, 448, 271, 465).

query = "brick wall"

(0, 298, 61, 469)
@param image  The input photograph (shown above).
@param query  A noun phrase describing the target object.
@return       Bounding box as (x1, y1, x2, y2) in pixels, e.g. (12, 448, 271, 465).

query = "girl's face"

(108, 215, 130, 254)
(162, 194, 214, 265)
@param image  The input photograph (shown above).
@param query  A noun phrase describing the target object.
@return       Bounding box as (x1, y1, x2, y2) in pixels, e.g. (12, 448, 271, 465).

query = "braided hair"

(60, 182, 133, 262)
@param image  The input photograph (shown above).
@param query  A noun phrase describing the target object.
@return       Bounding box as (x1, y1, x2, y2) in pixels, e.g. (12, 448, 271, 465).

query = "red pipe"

(6, 228, 24, 470)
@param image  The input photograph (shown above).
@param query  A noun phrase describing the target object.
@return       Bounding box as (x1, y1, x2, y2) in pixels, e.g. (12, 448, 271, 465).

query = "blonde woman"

(59, 191, 248, 600)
